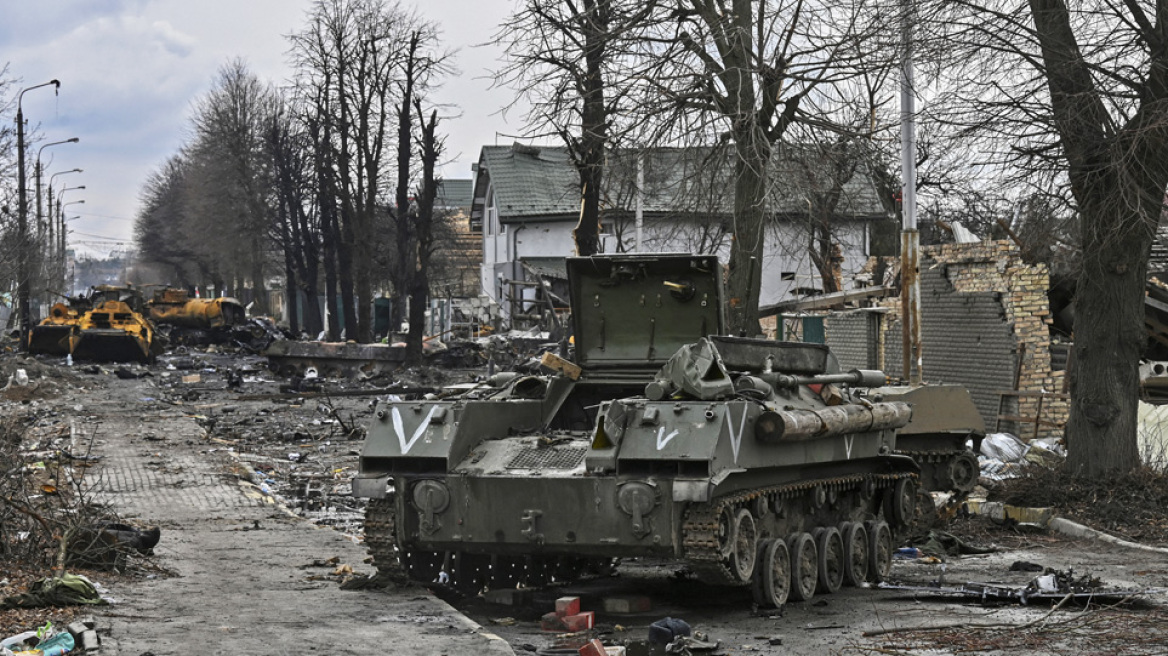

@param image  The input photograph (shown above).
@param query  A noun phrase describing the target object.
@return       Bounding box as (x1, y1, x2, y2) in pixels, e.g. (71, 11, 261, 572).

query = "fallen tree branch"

(863, 593, 1075, 637)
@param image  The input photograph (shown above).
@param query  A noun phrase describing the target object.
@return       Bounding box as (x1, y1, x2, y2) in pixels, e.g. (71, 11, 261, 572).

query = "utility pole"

(899, 1, 921, 384)
(15, 79, 61, 347)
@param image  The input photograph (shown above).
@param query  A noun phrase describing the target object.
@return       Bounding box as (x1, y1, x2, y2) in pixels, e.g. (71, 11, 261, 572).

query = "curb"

(966, 499, 1168, 556)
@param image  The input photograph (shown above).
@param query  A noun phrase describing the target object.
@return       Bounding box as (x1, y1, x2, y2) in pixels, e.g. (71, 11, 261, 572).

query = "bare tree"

(635, 0, 886, 335)
(921, 0, 1168, 475)
(495, 0, 659, 256)
(184, 60, 277, 308)
(135, 154, 201, 284)
(388, 21, 450, 346)
(404, 103, 444, 364)
(291, 0, 413, 342)
(266, 98, 324, 337)
(0, 64, 22, 300)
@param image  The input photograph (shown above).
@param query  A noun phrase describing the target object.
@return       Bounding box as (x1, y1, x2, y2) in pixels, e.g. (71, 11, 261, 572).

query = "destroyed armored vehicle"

(28, 285, 160, 363)
(353, 254, 920, 607)
(880, 385, 985, 496)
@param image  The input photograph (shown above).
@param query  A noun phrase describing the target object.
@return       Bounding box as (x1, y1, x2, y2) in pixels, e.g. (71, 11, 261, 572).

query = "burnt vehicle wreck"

(352, 253, 921, 607)
(28, 284, 161, 363)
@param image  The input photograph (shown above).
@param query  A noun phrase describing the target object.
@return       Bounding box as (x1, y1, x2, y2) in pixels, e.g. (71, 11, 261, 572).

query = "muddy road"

(3, 348, 1168, 655)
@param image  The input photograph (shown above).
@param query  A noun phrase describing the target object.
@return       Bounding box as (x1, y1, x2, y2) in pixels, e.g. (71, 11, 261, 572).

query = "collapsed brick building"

(767, 240, 1070, 441)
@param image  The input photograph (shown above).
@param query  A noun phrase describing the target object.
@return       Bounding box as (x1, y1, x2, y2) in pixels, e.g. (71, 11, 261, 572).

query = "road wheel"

(865, 520, 893, 583)
(761, 538, 791, 608)
(947, 452, 980, 493)
(839, 521, 869, 587)
(730, 508, 758, 583)
(787, 532, 818, 602)
(716, 506, 736, 559)
(813, 526, 844, 594)
(884, 477, 917, 528)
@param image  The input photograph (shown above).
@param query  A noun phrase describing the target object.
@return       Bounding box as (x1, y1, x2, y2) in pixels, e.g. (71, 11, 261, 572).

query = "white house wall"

(630, 219, 871, 307)
(483, 208, 873, 318)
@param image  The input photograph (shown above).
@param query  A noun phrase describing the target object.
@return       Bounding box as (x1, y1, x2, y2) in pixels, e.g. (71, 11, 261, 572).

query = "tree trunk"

(1065, 173, 1156, 474)
(336, 217, 357, 341)
(321, 195, 342, 341)
(570, 0, 608, 257)
(725, 128, 770, 336)
(250, 235, 267, 315)
(1028, 0, 1168, 475)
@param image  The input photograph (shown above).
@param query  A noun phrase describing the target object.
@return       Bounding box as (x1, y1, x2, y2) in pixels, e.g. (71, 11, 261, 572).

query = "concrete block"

(79, 630, 101, 652)
(555, 595, 581, 617)
(562, 611, 595, 632)
(67, 621, 90, 638)
(484, 588, 533, 606)
(602, 595, 651, 614)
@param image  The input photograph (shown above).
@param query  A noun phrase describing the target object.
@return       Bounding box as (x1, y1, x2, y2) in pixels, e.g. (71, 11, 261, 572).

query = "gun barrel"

(756, 401, 912, 442)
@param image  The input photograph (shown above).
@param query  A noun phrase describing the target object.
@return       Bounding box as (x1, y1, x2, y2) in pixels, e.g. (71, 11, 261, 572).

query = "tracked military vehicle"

(880, 385, 984, 496)
(353, 254, 920, 607)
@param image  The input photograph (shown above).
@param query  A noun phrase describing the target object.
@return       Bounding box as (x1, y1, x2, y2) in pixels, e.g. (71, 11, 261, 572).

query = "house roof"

(436, 179, 474, 210)
(473, 143, 889, 223)
(478, 145, 580, 220)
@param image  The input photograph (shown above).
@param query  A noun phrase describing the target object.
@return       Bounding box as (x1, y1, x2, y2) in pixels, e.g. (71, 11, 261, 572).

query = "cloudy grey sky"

(4, 0, 523, 258)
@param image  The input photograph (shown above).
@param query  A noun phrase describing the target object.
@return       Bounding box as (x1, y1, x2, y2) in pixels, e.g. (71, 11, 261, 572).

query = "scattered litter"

(648, 617, 691, 645)
(4, 369, 29, 389)
(0, 574, 108, 610)
(880, 568, 1146, 605)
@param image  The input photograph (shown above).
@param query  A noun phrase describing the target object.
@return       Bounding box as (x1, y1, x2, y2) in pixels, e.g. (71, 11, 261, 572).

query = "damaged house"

(470, 143, 893, 328)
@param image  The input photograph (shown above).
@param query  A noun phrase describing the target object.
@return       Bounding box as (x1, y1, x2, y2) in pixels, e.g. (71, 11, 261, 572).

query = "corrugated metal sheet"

(824, 311, 880, 370)
(900, 264, 1016, 429)
(831, 263, 1017, 430)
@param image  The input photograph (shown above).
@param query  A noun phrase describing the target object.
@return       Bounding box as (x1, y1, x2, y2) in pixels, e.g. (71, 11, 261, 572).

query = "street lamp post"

(35, 139, 79, 308)
(36, 138, 79, 242)
(63, 216, 80, 294)
(15, 79, 61, 346)
(48, 169, 82, 264)
(56, 186, 85, 297)
(59, 198, 85, 265)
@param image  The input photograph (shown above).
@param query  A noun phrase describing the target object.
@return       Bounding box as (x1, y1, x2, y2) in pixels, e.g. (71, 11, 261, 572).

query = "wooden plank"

(540, 351, 582, 380)
(759, 286, 893, 316)
(996, 391, 1070, 400)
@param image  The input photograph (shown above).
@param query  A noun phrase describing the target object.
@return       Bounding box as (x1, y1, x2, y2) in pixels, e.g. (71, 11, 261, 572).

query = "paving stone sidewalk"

(74, 387, 512, 656)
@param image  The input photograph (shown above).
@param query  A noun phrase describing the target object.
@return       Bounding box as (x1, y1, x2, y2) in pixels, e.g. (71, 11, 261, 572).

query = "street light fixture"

(55, 188, 86, 289)
(36, 137, 79, 241)
(34, 140, 79, 310)
(15, 80, 62, 345)
(48, 169, 82, 248)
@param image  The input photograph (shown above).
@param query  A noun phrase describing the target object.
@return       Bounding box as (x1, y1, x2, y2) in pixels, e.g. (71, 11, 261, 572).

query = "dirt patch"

(990, 466, 1168, 545)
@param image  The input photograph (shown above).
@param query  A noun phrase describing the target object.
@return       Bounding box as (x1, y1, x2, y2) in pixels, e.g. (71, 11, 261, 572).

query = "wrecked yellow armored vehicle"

(28, 285, 160, 363)
(147, 288, 245, 330)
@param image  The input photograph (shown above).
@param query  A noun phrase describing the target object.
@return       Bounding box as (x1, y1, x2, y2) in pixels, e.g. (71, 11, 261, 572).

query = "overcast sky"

(4, 0, 524, 258)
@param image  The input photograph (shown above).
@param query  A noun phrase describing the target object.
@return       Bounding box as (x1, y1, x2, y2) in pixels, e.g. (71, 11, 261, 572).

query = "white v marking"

(725, 405, 749, 464)
(844, 434, 855, 459)
(393, 406, 438, 454)
(656, 427, 680, 450)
